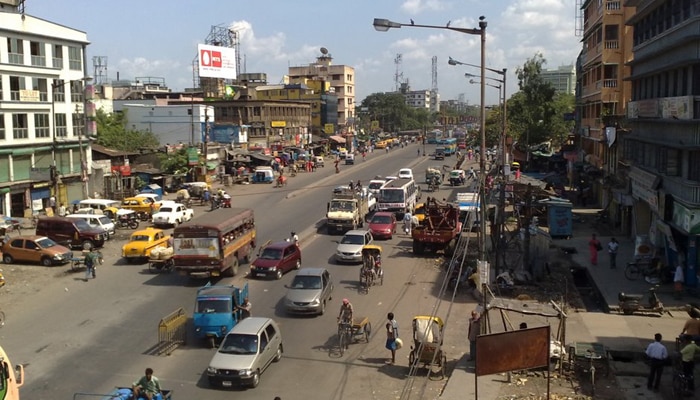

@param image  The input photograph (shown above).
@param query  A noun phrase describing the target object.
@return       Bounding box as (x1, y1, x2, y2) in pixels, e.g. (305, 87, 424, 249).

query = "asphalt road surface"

(0, 143, 477, 400)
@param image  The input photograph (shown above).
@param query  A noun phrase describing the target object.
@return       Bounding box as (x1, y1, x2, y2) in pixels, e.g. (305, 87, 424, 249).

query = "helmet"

(342, 298, 349, 305)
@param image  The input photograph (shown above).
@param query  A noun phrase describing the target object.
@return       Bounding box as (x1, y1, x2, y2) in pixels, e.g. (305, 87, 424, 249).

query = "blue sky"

(27, 0, 580, 106)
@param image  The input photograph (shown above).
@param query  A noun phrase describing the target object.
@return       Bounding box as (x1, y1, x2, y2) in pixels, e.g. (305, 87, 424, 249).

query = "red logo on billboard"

(200, 49, 222, 68)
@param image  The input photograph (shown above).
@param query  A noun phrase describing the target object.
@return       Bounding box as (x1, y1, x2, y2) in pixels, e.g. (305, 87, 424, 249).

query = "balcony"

(8, 53, 24, 65)
(604, 40, 619, 49)
(663, 176, 700, 206)
(606, 0, 621, 11)
(31, 55, 46, 67)
(52, 57, 63, 69)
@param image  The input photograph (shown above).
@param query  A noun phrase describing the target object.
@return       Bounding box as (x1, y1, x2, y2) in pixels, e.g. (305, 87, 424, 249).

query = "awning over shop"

(249, 153, 274, 163)
(329, 135, 346, 144)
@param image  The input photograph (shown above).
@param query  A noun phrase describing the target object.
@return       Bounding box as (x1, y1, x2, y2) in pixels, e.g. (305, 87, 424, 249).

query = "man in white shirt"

(645, 333, 668, 391)
(607, 238, 619, 269)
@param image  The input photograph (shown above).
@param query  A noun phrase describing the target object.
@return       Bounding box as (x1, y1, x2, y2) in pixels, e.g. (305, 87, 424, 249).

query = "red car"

(368, 212, 397, 240)
(249, 241, 302, 279)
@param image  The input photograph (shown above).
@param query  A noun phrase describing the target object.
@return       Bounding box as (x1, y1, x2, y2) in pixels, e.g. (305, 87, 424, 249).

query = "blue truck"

(193, 282, 250, 348)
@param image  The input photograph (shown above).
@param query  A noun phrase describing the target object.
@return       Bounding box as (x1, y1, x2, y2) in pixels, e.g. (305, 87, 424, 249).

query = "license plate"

(222, 381, 232, 387)
(256, 273, 266, 277)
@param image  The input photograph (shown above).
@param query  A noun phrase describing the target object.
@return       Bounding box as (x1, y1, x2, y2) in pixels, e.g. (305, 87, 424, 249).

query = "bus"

(377, 178, 418, 216)
(426, 130, 443, 144)
(0, 345, 24, 400)
(443, 138, 458, 156)
(173, 208, 256, 278)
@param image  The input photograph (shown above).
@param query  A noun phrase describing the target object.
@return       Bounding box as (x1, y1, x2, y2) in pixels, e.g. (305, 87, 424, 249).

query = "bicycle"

(671, 353, 693, 398)
(584, 349, 602, 396)
(337, 320, 352, 355)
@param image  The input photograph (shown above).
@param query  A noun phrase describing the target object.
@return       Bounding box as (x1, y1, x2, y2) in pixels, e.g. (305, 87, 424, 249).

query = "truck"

(0, 345, 24, 400)
(456, 192, 481, 231)
(326, 188, 369, 234)
(411, 197, 462, 256)
(193, 282, 249, 348)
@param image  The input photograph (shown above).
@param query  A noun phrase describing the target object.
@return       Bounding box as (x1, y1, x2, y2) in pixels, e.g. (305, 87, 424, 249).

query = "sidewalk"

(440, 204, 693, 399)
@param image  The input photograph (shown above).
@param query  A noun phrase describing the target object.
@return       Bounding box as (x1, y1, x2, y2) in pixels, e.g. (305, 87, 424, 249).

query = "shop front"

(629, 166, 661, 238)
(668, 202, 700, 288)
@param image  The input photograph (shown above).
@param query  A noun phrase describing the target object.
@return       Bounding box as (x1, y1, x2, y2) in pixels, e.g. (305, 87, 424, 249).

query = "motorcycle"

(448, 266, 476, 290)
(618, 286, 664, 315)
(136, 211, 152, 222)
(116, 212, 139, 229)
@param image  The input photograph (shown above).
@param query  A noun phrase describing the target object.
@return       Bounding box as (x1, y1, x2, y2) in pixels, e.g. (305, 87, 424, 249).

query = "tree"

(94, 109, 160, 151)
(358, 92, 433, 132)
(509, 53, 559, 150)
(159, 148, 190, 175)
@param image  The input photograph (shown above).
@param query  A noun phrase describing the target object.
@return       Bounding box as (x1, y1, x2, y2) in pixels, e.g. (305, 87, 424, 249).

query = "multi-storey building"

(287, 51, 354, 130)
(402, 89, 433, 111)
(0, 3, 91, 216)
(541, 65, 576, 95)
(575, 0, 634, 208)
(624, 0, 700, 286)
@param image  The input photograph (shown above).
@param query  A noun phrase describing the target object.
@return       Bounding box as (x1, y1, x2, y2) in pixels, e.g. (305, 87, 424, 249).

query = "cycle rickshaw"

(336, 316, 372, 356)
(360, 245, 383, 292)
(408, 315, 447, 379)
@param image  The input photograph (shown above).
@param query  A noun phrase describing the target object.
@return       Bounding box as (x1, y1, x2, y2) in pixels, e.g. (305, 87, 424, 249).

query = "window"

(7, 38, 23, 64)
(32, 78, 48, 102)
(30, 41, 46, 67)
(346, 74, 353, 81)
(55, 113, 67, 137)
(52, 44, 63, 69)
(72, 113, 84, 137)
(24, 240, 37, 250)
(12, 114, 28, 139)
(689, 151, 700, 181)
(70, 80, 84, 102)
(9, 76, 25, 101)
(68, 46, 82, 70)
(0, 114, 5, 140)
(52, 79, 66, 102)
(34, 114, 50, 138)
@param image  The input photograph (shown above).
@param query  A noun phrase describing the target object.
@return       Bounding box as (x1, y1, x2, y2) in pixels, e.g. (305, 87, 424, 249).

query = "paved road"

(1, 143, 479, 400)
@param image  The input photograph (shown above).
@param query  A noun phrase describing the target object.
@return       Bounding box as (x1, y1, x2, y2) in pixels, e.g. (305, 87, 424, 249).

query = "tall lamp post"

(51, 76, 92, 202)
(373, 16, 489, 264)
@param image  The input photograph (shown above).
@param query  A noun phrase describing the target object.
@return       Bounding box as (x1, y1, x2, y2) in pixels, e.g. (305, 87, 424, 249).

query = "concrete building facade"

(541, 65, 576, 95)
(286, 52, 354, 131)
(0, 3, 91, 216)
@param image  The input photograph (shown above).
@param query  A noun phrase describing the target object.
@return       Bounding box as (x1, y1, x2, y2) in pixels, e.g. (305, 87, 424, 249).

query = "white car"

(367, 179, 387, 195)
(398, 168, 414, 180)
(152, 202, 194, 227)
(335, 230, 373, 264)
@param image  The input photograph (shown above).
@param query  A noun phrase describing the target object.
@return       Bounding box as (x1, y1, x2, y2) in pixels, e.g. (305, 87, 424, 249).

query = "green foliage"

(508, 53, 570, 149)
(94, 109, 160, 151)
(158, 148, 190, 175)
(358, 92, 433, 132)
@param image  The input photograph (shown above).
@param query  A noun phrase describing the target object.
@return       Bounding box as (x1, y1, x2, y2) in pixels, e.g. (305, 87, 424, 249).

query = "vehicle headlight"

(310, 299, 320, 306)
(336, 250, 343, 256)
(238, 369, 254, 376)
(284, 298, 294, 306)
(206, 366, 217, 374)
(53, 254, 62, 260)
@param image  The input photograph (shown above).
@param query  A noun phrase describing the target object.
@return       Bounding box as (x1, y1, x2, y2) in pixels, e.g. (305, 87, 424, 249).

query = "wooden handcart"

(148, 255, 174, 273)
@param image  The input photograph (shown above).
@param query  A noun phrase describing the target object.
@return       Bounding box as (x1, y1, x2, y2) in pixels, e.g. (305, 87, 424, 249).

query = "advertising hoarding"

(198, 44, 237, 79)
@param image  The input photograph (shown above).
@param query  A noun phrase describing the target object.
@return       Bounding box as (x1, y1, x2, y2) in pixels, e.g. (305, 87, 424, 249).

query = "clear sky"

(26, 0, 580, 106)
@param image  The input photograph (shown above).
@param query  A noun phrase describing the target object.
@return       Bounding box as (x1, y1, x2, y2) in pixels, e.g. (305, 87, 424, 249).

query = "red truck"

(411, 197, 462, 255)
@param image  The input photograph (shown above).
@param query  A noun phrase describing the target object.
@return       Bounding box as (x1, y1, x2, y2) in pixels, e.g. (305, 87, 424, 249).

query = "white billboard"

(197, 44, 237, 79)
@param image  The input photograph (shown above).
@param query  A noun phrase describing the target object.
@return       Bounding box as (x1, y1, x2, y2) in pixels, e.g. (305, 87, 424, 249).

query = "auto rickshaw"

(408, 315, 447, 379)
(360, 245, 383, 291)
(449, 170, 466, 186)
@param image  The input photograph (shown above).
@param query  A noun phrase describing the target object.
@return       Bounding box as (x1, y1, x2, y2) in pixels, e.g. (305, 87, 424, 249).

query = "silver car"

(284, 268, 334, 315)
(207, 317, 283, 389)
(335, 230, 373, 264)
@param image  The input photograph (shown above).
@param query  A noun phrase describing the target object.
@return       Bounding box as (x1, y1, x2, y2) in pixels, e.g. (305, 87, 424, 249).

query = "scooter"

(618, 286, 664, 315)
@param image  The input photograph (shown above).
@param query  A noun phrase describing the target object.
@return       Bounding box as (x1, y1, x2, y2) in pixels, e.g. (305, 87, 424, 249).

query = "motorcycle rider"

(289, 231, 299, 246)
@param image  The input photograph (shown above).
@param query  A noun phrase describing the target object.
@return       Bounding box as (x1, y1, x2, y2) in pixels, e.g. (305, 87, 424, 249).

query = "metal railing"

(157, 307, 187, 355)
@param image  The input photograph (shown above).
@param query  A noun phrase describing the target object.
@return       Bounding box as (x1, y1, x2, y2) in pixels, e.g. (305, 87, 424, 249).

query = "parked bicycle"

(672, 350, 693, 398)
(624, 258, 660, 281)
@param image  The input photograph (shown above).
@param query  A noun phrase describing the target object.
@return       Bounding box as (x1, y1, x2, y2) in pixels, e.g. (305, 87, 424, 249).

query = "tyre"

(409, 351, 416, 366)
(224, 258, 239, 277)
(273, 345, 282, 362)
(128, 220, 139, 229)
(339, 332, 347, 355)
(294, 259, 301, 270)
(249, 370, 260, 388)
(82, 240, 94, 251)
(3, 254, 13, 264)
(624, 264, 641, 280)
(275, 269, 283, 280)
(41, 257, 53, 267)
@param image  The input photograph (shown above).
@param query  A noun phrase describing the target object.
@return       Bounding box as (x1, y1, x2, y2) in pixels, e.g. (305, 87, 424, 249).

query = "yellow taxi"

(121, 197, 161, 214)
(121, 227, 171, 262)
(414, 203, 426, 223)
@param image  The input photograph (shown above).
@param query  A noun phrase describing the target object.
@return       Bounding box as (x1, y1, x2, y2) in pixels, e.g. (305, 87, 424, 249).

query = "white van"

(67, 214, 116, 238)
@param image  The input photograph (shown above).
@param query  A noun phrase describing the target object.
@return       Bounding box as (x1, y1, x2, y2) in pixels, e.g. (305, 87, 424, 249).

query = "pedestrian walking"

(645, 333, 668, 392)
(403, 211, 413, 235)
(607, 238, 619, 269)
(674, 264, 685, 299)
(468, 310, 481, 361)
(385, 312, 399, 365)
(84, 248, 100, 281)
(588, 233, 602, 266)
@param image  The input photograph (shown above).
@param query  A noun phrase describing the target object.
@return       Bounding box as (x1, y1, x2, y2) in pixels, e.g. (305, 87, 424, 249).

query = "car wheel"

(275, 269, 283, 280)
(82, 240, 94, 251)
(2, 254, 13, 264)
(41, 257, 53, 267)
(294, 259, 301, 270)
(250, 370, 260, 388)
(319, 301, 326, 315)
(273, 345, 282, 362)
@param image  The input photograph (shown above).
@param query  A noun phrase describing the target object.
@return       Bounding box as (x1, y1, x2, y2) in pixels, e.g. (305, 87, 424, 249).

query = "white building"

(0, 2, 91, 216)
(121, 103, 215, 146)
(402, 89, 440, 113)
(541, 65, 576, 95)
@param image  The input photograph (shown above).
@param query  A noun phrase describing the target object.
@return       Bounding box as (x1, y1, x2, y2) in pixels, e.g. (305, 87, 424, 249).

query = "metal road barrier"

(157, 307, 187, 355)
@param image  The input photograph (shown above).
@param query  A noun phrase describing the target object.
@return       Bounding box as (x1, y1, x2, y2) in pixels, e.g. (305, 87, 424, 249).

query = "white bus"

(377, 178, 418, 216)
